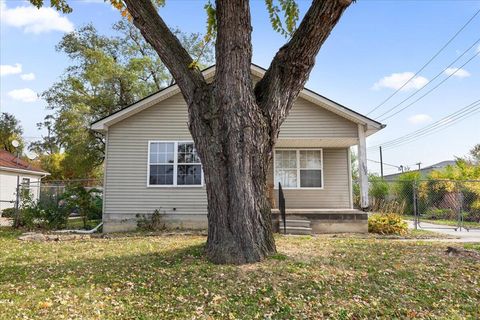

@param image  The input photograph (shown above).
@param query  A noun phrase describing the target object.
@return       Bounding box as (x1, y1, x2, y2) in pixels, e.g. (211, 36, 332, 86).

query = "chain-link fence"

(354, 178, 480, 231)
(1, 179, 103, 229)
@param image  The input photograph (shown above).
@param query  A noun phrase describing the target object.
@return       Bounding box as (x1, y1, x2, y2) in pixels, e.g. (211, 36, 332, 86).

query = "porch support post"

(357, 123, 369, 210)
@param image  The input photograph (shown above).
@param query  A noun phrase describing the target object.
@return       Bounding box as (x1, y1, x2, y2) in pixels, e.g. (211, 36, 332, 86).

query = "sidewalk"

(407, 220, 480, 243)
(0, 217, 13, 227)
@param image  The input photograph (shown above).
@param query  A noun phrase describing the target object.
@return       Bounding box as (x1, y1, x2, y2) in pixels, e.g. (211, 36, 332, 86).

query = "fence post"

(413, 180, 418, 230)
(13, 176, 20, 228)
(457, 181, 467, 232)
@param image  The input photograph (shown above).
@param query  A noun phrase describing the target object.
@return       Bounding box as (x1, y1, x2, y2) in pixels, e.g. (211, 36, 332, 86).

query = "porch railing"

(278, 182, 286, 234)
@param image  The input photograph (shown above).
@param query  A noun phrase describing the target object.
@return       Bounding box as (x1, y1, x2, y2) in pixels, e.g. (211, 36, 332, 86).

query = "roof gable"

(0, 149, 48, 175)
(91, 64, 384, 135)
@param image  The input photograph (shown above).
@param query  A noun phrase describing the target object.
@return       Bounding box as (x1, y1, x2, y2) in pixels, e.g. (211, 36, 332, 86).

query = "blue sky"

(1, 0, 479, 175)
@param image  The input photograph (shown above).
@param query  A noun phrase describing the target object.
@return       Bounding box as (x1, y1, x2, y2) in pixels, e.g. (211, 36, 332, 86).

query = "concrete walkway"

(0, 217, 13, 227)
(407, 220, 480, 243)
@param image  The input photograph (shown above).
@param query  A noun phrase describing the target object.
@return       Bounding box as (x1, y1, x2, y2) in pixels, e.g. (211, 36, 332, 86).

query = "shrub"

(369, 175, 390, 211)
(1, 207, 16, 218)
(368, 213, 408, 235)
(63, 185, 103, 229)
(137, 209, 165, 231)
(424, 208, 455, 220)
(15, 191, 70, 230)
(393, 172, 421, 215)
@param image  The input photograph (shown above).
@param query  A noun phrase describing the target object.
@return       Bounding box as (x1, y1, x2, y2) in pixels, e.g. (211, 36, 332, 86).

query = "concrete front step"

(283, 219, 311, 228)
(279, 226, 312, 235)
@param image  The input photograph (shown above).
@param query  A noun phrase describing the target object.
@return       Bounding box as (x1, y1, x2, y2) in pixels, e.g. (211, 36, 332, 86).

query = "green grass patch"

(0, 231, 479, 319)
(464, 243, 480, 251)
(65, 218, 102, 230)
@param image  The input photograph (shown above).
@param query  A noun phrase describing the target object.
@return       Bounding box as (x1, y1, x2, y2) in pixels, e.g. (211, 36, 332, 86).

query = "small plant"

(368, 213, 408, 235)
(136, 209, 165, 231)
(63, 185, 103, 229)
(1, 207, 16, 218)
(15, 190, 70, 230)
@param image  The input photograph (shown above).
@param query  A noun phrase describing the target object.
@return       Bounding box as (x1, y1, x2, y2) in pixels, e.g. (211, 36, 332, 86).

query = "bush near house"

(368, 213, 408, 235)
(14, 185, 102, 230)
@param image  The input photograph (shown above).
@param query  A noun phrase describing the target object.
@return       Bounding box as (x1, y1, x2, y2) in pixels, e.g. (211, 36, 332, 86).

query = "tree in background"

(0, 113, 25, 154)
(467, 143, 480, 165)
(33, 0, 352, 264)
(32, 23, 213, 180)
(368, 174, 389, 211)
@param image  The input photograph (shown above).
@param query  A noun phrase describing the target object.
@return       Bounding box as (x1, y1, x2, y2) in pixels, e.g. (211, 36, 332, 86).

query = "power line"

(370, 99, 480, 150)
(383, 106, 480, 150)
(367, 158, 400, 169)
(373, 37, 480, 120)
(378, 50, 480, 121)
(370, 99, 480, 149)
(366, 7, 480, 116)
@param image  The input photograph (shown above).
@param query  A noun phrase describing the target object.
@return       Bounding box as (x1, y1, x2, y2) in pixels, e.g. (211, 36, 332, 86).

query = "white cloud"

(444, 67, 470, 78)
(408, 114, 432, 125)
(477, 44, 480, 53)
(372, 72, 428, 91)
(0, 1, 74, 34)
(7, 88, 38, 102)
(0, 63, 22, 76)
(20, 73, 35, 81)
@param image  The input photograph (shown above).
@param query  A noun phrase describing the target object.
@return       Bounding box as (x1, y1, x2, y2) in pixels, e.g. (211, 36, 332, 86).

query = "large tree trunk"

(187, 0, 276, 264)
(124, 0, 352, 264)
(189, 92, 276, 264)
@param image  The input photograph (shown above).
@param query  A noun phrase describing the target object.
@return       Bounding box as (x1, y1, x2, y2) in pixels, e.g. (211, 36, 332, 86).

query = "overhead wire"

(366, 7, 480, 116)
(369, 99, 480, 150)
(378, 50, 480, 121)
(374, 38, 480, 120)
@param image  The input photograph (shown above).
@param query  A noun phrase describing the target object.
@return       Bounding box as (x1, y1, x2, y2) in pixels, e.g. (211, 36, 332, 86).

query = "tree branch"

(214, 0, 253, 94)
(255, 0, 352, 139)
(123, 0, 206, 103)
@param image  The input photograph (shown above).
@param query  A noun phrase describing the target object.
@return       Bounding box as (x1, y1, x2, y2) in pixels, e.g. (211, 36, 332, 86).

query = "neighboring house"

(92, 64, 385, 233)
(383, 160, 457, 181)
(0, 149, 49, 214)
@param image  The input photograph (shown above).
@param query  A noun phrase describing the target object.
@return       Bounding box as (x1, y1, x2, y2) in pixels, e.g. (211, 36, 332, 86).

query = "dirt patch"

(18, 232, 92, 242)
(445, 246, 480, 261)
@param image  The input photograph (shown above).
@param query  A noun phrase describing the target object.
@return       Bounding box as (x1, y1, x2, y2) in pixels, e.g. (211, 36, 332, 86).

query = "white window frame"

(273, 148, 324, 190)
(147, 141, 204, 188)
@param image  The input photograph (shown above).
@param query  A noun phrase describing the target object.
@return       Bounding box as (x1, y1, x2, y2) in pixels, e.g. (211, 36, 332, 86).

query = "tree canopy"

(32, 21, 213, 180)
(0, 112, 24, 154)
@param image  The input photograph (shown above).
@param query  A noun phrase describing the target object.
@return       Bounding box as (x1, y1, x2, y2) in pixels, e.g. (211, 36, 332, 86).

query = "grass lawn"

(65, 218, 102, 230)
(464, 243, 480, 251)
(0, 229, 479, 319)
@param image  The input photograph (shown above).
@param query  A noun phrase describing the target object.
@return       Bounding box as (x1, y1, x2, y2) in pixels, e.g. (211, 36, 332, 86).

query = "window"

(148, 142, 202, 186)
(21, 178, 31, 187)
(274, 149, 323, 189)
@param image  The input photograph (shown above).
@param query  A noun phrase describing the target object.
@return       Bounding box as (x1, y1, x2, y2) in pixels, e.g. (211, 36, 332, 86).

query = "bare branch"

(123, 0, 206, 102)
(255, 0, 352, 139)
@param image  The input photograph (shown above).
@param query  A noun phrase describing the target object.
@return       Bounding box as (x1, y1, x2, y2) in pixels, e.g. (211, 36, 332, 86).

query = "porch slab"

(272, 208, 368, 234)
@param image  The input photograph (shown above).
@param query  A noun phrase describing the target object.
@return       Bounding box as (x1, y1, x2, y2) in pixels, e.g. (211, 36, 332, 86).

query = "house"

(383, 160, 457, 181)
(92, 64, 385, 233)
(0, 149, 49, 214)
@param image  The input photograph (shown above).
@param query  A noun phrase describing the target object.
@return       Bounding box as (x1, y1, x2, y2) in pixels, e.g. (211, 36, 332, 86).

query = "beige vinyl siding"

(279, 98, 357, 138)
(104, 94, 208, 223)
(104, 92, 355, 226)
(270, 148, 352, 209)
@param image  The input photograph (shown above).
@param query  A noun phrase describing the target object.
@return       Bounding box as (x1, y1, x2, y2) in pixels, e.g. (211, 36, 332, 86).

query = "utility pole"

(416, 162, 422, 171)
(379, 146, 384, 179)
